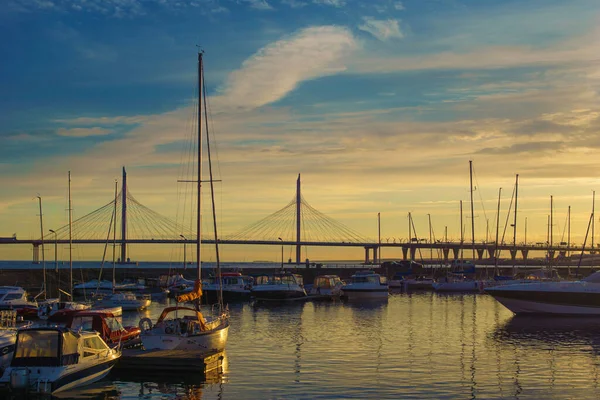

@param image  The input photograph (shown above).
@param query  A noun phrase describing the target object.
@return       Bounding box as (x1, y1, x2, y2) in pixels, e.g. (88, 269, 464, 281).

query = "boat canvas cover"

(176, 280, 203, 303)
(12, 329, 79, 367)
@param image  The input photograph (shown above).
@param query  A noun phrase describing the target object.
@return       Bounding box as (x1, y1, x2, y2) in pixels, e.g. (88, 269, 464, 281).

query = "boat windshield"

(11, 329, 81, 367)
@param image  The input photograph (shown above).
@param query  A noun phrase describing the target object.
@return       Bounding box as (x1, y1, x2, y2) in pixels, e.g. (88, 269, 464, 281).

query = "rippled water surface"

(48, 292, 600, 399)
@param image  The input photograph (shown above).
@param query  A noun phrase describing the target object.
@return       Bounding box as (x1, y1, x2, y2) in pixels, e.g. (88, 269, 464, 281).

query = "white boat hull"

(485, 281, 600, 315)
(141, 321, 229, 352)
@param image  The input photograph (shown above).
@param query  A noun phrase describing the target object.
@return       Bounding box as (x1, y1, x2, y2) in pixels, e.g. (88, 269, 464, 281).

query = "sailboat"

(38, 172, 91, 320)
(433, 161, 483, 292)
(138, 51, 229, 352)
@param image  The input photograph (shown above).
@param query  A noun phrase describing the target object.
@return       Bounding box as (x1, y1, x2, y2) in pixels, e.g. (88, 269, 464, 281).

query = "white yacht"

(251, 272, 307, 301)
(73, 280, 113, 297)
(139, 304, 229, 352)
(308, 275, 345, 300)
(485, 270, 600, 315)
(341, 271, 388, 301)
(0, 326, 120, 394)
(202, 272, 252, 303)
(37, 299, 91, 320)
(93, 292, 151, 311)
(0, 286, 38, 317)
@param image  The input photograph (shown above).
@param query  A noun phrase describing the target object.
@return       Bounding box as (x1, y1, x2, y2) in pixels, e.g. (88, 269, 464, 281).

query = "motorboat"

(139, 303, 229, 352)
(37, 299, 91, 320)
(251, 272, 307, 301)
(0, 310, 29, 376)
(202, 272, 252, 303)
(432, 261, 484, 292)
(0, 286, 38, 318)
(49, 310, 141, 349)
(484, 270, 600, 315)
(73, 280, 113, 297)
(432, 277, 485, 292)
(93, 292, 151, 311)
(341, 271, 388, 301)
(307, 275, 344, 300)
(0, 326, 120, 394)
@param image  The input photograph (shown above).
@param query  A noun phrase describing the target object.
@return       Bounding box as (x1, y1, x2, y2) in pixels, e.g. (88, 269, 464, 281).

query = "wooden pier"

(113, 348, 224, 375)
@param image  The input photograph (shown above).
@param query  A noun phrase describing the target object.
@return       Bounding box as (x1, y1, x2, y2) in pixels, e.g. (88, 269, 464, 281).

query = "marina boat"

(432, 277, 484, 292)
(138, 52, 229, 353)
(0, 326, 120, 394)
(0, 310, 29, 376)
(341, 271, 388, 301)
(202, 272, 252, 303)
(73, 280, 113, 297)
(139, 304, 228, 351)
(251, 272, 307, 301)
(50, 310, 141, 349)
(307, 275, 344, 300)
(0, 286, 38, 318)
(484, 270, 600, 315)
(38, 299, 91, 320)
(93, 292, 151, 311)
(390, 276, 435, 290)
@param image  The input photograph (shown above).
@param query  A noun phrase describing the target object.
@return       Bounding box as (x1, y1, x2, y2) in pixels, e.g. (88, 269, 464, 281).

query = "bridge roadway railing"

(1, 238, 591, 264)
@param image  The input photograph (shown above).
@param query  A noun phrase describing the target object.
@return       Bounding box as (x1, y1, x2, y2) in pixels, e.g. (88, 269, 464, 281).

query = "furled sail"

(176, 279, 203, 303)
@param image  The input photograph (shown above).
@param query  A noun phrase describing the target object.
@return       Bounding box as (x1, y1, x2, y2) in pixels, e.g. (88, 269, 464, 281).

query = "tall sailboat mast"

(37, 196, 47, 300)
(512, 174, 519, 275)
(112, 180, 118, 294)
(469, 160, 475, 261)
(494, 188, 501, 276)
(197, 52, 203, 285)
(68, 171, 73, 299)
(201, 52, 224, 307)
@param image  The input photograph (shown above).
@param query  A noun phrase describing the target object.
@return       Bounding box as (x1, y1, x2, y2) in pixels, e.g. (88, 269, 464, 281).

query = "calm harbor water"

(37, 291, 600, 399)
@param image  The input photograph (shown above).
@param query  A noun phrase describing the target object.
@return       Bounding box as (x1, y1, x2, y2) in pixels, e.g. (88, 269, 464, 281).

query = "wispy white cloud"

(393, 1, 404, 11)
(358, 17, 404, 41)
(245, 0, 273, 10)
(313, 0, 345, 8)
(214, 26, 357, 109)
(281, 0, 306, 8)
(56, 127, 114, 137)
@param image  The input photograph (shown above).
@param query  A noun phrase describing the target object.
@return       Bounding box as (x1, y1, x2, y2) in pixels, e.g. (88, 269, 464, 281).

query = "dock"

(113, 348, 224, 375)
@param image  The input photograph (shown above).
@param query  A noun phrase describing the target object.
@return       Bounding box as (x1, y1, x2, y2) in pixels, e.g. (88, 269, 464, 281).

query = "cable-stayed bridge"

(1, 169, 590, 264)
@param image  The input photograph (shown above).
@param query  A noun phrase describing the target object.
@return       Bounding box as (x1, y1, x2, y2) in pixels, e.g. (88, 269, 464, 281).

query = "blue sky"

(2, 0, 600, 261)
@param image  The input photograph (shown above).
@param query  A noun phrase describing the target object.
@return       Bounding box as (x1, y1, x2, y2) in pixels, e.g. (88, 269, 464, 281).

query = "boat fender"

(139, 317, 152, 332)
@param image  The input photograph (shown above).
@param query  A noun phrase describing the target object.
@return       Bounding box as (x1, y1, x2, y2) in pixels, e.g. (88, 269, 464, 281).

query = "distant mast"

(296, 174, 301, 265)
(121, 166, 127, 263)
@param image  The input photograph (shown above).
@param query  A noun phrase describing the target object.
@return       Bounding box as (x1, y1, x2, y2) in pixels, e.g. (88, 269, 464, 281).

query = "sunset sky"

(2, 0, 600, 262)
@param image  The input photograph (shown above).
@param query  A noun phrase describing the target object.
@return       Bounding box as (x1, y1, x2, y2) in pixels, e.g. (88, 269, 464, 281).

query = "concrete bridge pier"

(373, 246, 379, 264)
(521, 249, 529, 261)
(487, 246, 495, 259)
(548, 250, 555, 260)
(452, 248, 460, 260)
(364, 247, 371, 264)
(402, 247, 408, 261)
(509, 249, 517, 262)
(559, 251, 566, 258)
(410, 246, 416, 261)
(476, 248, 485, 260)
(443, 248, 450, 263)
(32, 244, 40, 264)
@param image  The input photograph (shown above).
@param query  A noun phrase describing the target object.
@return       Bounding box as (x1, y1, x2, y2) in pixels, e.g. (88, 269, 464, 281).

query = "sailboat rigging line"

(202, 56, 224, 309)
(96, 192, 117, 295)
(68, 171, 73, 299)
(112, 181, 118, 293)
(499, 184, 516, 253)
(576, 212, 594, 278)
(470, 163, 489, 228)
